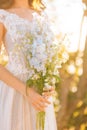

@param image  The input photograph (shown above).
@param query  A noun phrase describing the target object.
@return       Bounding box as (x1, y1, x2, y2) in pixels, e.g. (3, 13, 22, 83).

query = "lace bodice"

(0, 9, 55, 81)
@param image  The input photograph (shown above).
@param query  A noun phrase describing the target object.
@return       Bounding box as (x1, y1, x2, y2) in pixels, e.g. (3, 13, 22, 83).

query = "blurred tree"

(66, 0, 87, 116)
(57, 1, 87, 129)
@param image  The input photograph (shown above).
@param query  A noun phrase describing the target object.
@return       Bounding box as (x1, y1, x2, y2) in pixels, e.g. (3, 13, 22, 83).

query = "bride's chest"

(4, 16, 44, 53)
(5, 15, 44, 42)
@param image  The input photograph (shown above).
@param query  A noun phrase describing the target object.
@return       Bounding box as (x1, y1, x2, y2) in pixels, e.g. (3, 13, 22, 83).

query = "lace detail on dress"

(0, 9, 55, 81)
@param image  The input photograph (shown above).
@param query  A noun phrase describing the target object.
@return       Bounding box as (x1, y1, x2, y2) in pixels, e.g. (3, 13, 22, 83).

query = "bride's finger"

(29, 95, 48, 108)
(32, 102, 45, 111)
(39, 95, 51, 104)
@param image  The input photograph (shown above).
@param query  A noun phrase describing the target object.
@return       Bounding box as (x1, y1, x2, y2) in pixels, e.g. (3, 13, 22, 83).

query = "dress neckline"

(0, 9, 40, 24)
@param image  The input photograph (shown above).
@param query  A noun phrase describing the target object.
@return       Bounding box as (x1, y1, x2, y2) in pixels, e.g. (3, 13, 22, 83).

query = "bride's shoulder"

(0, 9, 7, 34)
(0, 9, 8, 21)
(0, 9, 8, 15)
(0, 9, 10, 31)
(40, 10, 52, 27)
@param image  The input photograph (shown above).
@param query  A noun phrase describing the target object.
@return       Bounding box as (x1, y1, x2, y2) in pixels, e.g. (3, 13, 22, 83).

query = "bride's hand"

(26, 88, 51, 112)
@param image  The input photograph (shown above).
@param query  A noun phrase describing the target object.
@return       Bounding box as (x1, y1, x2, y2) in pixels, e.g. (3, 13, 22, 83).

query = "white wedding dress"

(0, 9, 57, 130)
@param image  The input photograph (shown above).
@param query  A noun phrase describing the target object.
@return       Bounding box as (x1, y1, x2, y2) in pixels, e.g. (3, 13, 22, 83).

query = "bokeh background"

(44, 0, 87, 130)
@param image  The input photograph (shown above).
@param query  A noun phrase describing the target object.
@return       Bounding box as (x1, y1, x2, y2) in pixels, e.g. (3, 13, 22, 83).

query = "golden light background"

(44, 0, 87, 130)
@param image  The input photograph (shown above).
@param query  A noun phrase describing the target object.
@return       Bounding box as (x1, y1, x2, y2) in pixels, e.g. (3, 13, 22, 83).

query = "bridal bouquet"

(24, 33, 68, 130)
(26, 38, 68, 94)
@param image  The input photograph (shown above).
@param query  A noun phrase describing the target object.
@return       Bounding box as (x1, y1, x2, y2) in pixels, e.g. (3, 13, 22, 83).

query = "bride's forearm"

(0, 64, 26, 97)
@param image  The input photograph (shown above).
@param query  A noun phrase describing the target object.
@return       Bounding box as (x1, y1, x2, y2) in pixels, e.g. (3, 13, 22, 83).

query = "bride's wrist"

(19, 82, 27, 97)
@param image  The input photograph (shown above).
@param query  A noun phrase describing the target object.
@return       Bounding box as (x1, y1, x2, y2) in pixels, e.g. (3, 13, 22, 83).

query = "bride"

(0, 0, 57, 130)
